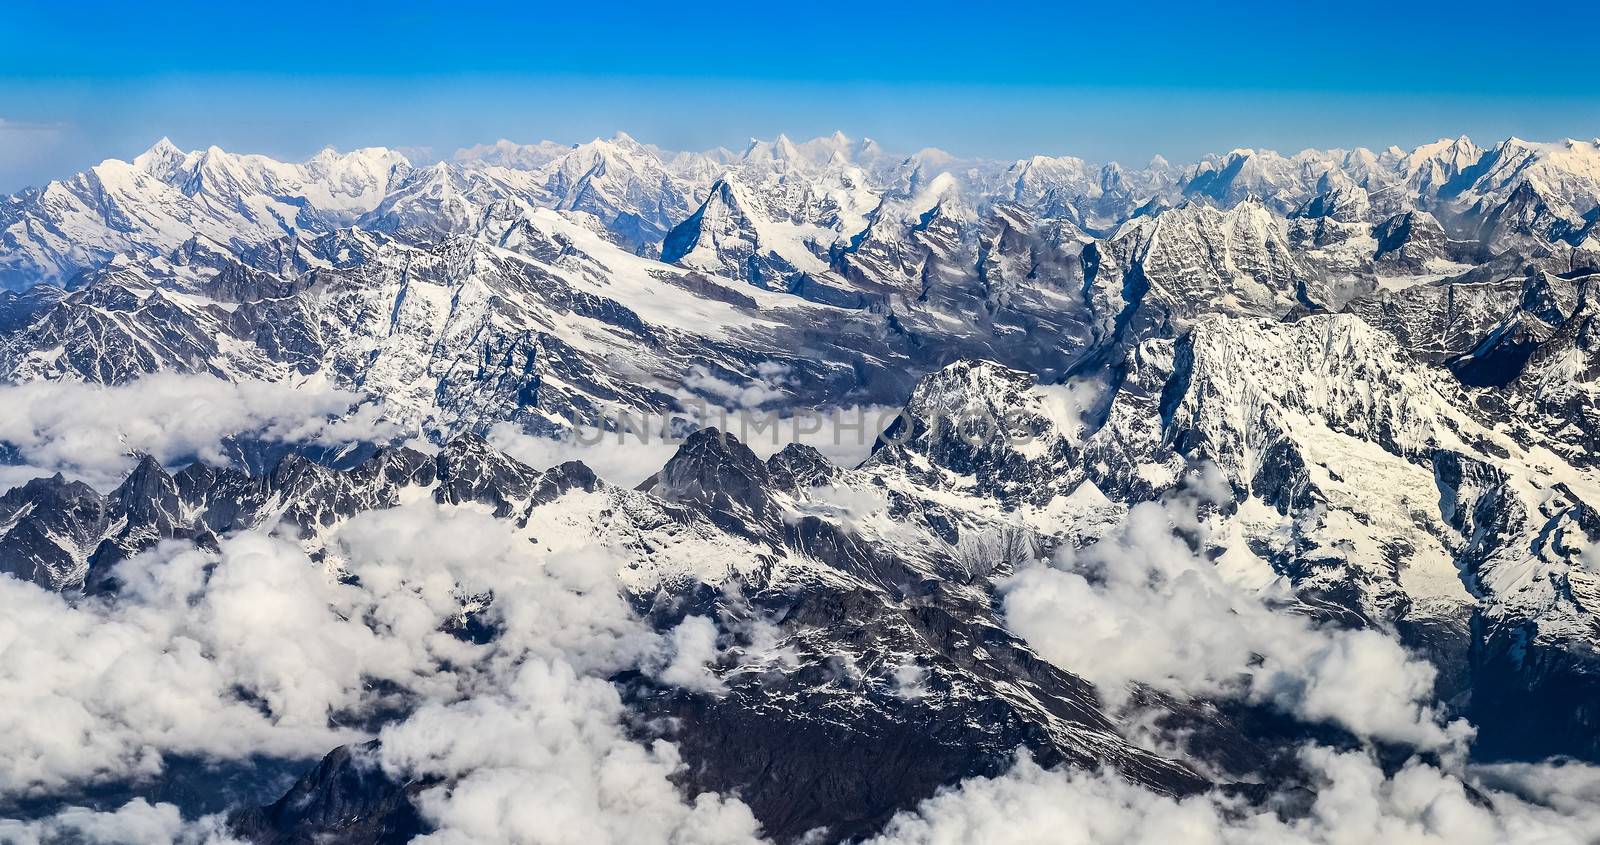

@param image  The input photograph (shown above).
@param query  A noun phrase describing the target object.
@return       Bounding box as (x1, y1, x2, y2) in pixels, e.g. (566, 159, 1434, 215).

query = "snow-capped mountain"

(0, 140, 410, 288)
(4, 129, 1600, 844)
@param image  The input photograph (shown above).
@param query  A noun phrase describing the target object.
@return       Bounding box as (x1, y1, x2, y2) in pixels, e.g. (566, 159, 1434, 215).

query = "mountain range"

(2, 130, 1600, 844)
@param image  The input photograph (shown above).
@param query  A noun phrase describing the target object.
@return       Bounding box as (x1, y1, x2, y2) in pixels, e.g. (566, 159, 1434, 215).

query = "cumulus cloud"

(5, 402, 1590, 845)
(867, 749, 1600, 845)
(891, 664, 929, 701)
(652, 615, 728, 694)
(0, 374, 399, 489)
(333, 505, 762, 843)
(1001, 464, 1464, 749)
(328, 504, 657, 679)
(0, 799, 240, 845)
(377, 660, 760, 845)
(0, 498, 744, 839)
(0, 533, 416, 795)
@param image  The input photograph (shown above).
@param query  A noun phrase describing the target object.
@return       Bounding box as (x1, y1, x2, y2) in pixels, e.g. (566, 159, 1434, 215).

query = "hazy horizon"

(3, 0, 1597, 192)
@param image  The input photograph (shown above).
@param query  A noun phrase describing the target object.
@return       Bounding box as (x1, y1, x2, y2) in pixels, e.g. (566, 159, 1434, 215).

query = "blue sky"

(2, 0, 1597, 191)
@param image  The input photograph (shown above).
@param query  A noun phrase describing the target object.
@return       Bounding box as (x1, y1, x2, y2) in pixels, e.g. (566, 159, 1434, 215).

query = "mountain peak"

(607, 130, 647, 151)
(909, 170, 961, 217)
(131, 137, 188, 177)
(142, 136, 182, 158)
(637, 428, 778, 526)
(742, 134, 803, 165)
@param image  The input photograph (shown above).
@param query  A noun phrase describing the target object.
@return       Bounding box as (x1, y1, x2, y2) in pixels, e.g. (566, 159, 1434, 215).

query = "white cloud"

(1001, 465, 1465, 749)
(333, 505, 763, 842)
(486, 403, 898, 489)
(0, 465, 55, 494)
(735, 404, 898, 469)
(0, 799, 241, 845)
(0, 498, 748, 842)
(891, 664, 929, 700)
(0, 534, 409, 795)
(665, 363, 902, 469)
(487, 421, 680, 488)
(0, 375, 399, 490)
(2, 400, 1591, 844)
(867, 749, 1600, 845)
(1032, 377, 1104, 446)
(682, 363, 792, 409)
(377, 660, 761, 845)
(1579, 542, 1600, 576)
(652, 616, 728, 694)
(786, 482, 890, 533)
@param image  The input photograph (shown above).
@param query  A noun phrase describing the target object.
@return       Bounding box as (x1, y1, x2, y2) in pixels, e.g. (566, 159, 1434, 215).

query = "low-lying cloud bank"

(486, 403, 897, 487)
(1002, 465, 1465, 749)
(3, 439, 1600, 841)
(0, 800, 241, 845)
(0, 374, 399, 489)
(867, 749, 1600, 845)
(0, 371, 894, 495)
(0, 502, 742, 842)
